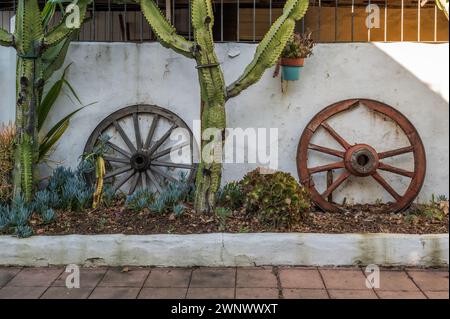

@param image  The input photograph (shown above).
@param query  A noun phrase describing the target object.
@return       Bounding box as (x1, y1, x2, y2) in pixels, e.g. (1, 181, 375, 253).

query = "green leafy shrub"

(218, 182, 244, 210)
(240, 169, 310, 227)
(406, 194, 448, 222)
(0, 124, 15, 203)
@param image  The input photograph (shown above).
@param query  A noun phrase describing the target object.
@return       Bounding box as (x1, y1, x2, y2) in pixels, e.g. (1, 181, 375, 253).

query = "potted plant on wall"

(277, 31, 314, 81)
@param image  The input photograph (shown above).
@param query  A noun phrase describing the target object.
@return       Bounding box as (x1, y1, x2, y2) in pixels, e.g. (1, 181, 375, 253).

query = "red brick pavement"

(0, 266, 447, 299)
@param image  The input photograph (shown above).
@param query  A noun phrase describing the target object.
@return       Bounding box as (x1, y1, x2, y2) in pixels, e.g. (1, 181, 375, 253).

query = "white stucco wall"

(0, 42, 448, 204)
(0, 46, 14, 124)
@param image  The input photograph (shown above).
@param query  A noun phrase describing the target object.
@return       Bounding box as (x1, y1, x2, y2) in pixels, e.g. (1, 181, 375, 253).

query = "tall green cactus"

(0, 0, 92, 201)
(139, 0, 309, 213)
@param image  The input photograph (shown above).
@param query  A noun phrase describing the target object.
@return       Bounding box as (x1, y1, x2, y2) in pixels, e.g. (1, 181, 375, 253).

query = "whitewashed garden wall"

(0, 42, 448, 204)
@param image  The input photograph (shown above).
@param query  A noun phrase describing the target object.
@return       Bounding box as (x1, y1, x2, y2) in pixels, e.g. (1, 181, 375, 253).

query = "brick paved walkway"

(0, 266, 447, 299)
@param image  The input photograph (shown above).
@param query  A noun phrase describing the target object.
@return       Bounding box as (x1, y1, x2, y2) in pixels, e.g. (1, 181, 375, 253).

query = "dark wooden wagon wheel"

(84, 105, 197, 195)
(297, 99, 426, 213)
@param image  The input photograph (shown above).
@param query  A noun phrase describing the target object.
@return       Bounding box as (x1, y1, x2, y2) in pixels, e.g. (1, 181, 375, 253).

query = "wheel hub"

(130, 152, 150, 171)
(344, 144, 379, 177)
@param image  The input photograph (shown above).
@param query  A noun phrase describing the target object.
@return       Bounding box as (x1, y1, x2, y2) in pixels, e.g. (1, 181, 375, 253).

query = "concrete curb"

(0, 233, 448, 267)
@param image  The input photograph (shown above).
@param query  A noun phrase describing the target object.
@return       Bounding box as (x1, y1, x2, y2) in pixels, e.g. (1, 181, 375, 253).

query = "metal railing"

(0, 0, 448, 43)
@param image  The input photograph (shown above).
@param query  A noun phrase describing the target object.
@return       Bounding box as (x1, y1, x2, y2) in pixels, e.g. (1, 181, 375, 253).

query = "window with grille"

(0, 1, 448, 42)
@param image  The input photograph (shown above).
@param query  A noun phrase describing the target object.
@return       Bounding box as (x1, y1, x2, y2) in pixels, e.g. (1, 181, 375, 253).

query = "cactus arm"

(139, 0, 194, 58)
(0, 28, 13, 47)
(436, 0, 449, 19)
(44, 0, 92, 47)
(226, 0, 309, 99)
(14, 0, 44, 55)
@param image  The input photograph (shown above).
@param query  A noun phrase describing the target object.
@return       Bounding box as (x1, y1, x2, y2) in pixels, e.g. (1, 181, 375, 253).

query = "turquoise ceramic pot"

(282, 66, 302, 81)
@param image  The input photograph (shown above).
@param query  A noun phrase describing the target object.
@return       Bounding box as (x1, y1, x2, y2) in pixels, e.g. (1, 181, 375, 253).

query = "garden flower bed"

(1, 202, 447, 236)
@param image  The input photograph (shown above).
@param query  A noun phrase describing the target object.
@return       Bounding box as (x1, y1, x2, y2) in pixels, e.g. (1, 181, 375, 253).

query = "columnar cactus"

(0, 0, 91, 201)
(139, 0, 309, 213)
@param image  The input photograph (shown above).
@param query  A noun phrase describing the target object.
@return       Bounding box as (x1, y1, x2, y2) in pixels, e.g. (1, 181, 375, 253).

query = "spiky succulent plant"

(0, 0, 92, 202)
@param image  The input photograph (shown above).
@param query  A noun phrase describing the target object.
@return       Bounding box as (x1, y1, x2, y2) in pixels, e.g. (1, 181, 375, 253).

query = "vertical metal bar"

(269, 0, 272, 25)
(172, 0, 175, 27)
(109, 0, 112, 42)
(418, 0, 421, 42)
(253, 0, 256, 42)
(124, 3, 128, 41)
(318, 0, 321, 42)
(368, 0, 371, 42)
(104, 6, 107, 42)
(140, 7, 143, 42)
(434, 2, 438, 42)
(401, 0, 404, 41)
(11, 0, 16, 32)
(351, 0, 354, 42)
(335, 0, 338, 42)
(384, 0, 387, 42)
(188, 0, 191, 41)
(237, 0, 240, 42)
(221, 0, 224, 42)
(93, 1, 96, 42)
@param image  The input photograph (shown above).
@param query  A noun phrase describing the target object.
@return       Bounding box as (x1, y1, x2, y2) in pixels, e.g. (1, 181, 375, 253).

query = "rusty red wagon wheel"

(297, 99, 426, 213)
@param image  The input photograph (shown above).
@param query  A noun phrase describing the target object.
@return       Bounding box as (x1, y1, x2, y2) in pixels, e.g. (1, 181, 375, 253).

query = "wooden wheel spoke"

(105, 165, 132, 179)
(152, 161, 193, 170)
(378, 146, 414, 159)
(151, 167, 178, 184)
(321, 122, 351, 150)
(103, 156, 129, 164)
(107, 141, 131, 158)
(378, 162, 414, 178)
(113, 120, 137, 153)
(141, 171, 148, 189)
(148, 123, 178, 155)
(133, 113, 143, 150)
(321, 171, 351, 199)
(309, 162, 345, 174)
(151, 141, 190, 160)
(308, 143, 345, 158)
(372, 172, 402, 201)
(144, 114, 159, 149)
(146, 169, 163, 193)
(113, 169, 136, 192)
(128, 172, 140, 195)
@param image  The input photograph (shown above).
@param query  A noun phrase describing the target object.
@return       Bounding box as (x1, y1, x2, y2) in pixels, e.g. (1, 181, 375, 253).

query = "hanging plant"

(275, 31, 314, 82)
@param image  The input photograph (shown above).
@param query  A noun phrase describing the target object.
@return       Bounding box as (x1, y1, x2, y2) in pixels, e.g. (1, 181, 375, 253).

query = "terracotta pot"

(281, 57, 305, 67)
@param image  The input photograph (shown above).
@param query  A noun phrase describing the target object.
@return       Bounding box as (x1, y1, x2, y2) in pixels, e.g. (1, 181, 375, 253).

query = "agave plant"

(136, 0, 309, 213)
(0, 0, 92, 202)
